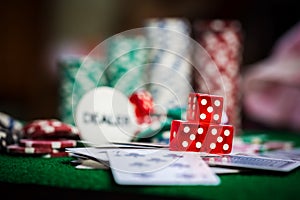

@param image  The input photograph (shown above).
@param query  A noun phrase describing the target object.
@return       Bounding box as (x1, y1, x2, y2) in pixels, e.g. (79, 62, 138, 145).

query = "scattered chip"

(19, 139, 77, 149)
(7, 144, 54, 154)
(0, 112, 24, 152)
(0, 112, 23, 133)
(42, 151, 70, 158)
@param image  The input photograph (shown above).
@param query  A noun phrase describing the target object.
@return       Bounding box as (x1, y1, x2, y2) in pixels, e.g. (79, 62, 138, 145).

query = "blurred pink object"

(243, 22, 300, 131)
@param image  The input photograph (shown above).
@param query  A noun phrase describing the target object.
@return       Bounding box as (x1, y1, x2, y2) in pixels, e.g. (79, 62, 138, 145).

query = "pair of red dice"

(169, 93, 234, 154)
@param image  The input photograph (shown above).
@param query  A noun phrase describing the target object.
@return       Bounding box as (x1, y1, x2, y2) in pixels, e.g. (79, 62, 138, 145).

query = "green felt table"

(1, 130, 300, 200)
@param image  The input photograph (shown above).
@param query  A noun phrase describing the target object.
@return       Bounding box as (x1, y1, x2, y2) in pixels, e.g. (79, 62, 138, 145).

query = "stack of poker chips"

(58, 55, 108, 125)
(106, 34, 149, 96)
(193, 19, 243, 133)
(6, 119, 79, 158)
(0, 112, 24, 152)
(144, 18, 193, 110)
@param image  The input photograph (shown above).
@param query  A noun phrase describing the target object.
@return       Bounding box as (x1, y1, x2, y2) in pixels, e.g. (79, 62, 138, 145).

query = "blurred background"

(0, 0, 299, 131)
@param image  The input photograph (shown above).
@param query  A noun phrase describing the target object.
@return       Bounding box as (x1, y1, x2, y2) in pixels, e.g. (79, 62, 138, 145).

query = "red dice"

(169, 93, 234, 154)
(187, 93, 223, 124)
(129, 90, 154, 124)
(169, 120, 233, 154)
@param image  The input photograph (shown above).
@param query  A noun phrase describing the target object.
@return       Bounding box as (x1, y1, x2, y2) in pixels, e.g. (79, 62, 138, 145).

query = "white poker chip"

(75, 86, 138, 146)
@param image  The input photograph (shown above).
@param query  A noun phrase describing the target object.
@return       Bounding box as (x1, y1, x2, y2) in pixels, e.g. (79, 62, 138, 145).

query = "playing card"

(260, 148, 300, 161)
(107, 149, 220, 185)
(203, 154, 300, 172)
(210, 167, 240, 174)
(75, 159, 110, 170)
(66, 142, 168, 162)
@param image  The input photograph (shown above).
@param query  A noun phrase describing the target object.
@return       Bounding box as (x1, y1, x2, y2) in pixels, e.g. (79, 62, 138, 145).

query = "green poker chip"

(132, 107, 186, 143)
(133, 117, 172, 142)
(241, 134, 269, 144)
(106, 35, 149, 96)
(166, 107, 186, 120)
(58, 55, 108, 125)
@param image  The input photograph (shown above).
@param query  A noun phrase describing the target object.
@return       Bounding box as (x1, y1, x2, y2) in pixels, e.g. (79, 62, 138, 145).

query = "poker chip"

(232, 143, 263, 154)
(4, 118, 79, 158)
(0, 112, 23, 133)
(7, 144, 54, 154)
(42, 151, 71, 158)
(0, 112, 24, 152)
(58, 55, 108, 125)
(193, 19, 243, 132)
(75, 87, 138, 146)
(239, 134, 269, 144)
(19, 139, 77, 149)
(263, 141, 293, 151)
(22, 119, 79, 139)
(151, 130, 171, 145)
(7, 144, 71, 158)
(129, 89, 154, 124)
(144, 18, 193, 110)
(106, 34, 148, 96)
(133, 117, 172, 142)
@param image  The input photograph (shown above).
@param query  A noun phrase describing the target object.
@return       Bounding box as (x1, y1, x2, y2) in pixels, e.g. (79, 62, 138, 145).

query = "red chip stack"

(7, 119, 79, 158)
(193, 19, 243, 134)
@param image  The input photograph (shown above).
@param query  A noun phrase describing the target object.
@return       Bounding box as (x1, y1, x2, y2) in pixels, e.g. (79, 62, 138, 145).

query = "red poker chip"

(19, 139, 77, 149)
(22, 119, 79, 139)
(42, 151, 70, 158)
(7, 144, 54, 155)
(129, 89, 154, 124)
(263, 141, 293, 151)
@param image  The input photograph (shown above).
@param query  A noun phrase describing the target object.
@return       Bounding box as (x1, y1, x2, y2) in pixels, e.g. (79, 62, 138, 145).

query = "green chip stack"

(58, 55, 108, 125)
(106, 34, 149, 96)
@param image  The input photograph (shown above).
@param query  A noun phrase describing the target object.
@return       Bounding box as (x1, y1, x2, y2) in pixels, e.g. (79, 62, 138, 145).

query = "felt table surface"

(1, 130, 300, 200)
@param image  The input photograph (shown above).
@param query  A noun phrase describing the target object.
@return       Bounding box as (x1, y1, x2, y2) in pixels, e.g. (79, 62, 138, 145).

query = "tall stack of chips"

(144, 18, 194, 111)
(106, 34, 149, 96)
(58, 55, 108, 125)
(193, 19, 243, 133)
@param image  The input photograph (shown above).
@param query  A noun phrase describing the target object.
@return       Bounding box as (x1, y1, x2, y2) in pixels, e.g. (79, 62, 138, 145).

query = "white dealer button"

(75, 86, 138, 146)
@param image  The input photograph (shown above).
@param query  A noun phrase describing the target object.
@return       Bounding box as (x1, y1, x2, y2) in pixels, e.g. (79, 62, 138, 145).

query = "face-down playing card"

(107, 149, 220, 185)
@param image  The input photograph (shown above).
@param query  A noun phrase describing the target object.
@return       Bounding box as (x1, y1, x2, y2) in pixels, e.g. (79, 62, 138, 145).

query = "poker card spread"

(67, 147, 220, 185)
(107, 149, 220, 186)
